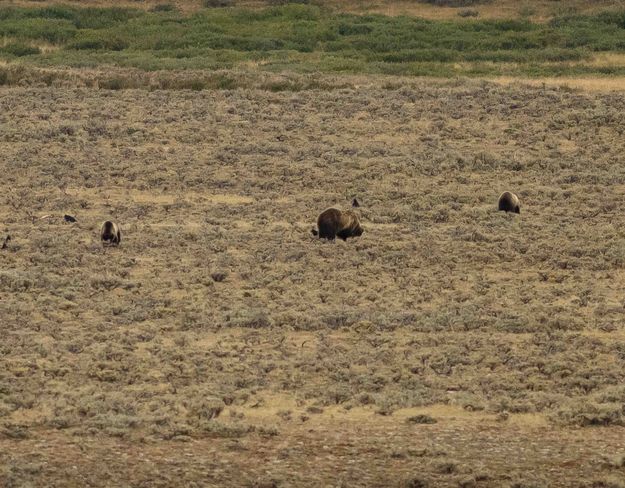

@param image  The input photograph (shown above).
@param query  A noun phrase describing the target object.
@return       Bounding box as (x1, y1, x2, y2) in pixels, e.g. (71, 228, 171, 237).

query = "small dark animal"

(100, 221, 121, 245)
(64, 214, 77, 223)
(312, 200, 363, 241)
(1, 235, 10, 250)
(211, 272, 228, 283)
(498, 191, 520, 214)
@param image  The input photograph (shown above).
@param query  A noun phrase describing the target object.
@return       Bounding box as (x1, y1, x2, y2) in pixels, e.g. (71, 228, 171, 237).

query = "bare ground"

(2, 415, 625, 487)
(2, 77, 625, 486)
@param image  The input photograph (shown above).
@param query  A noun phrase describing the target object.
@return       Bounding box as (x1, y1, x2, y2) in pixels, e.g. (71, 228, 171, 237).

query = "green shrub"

(68, 35, 128, 51)
(203, 0, 235, 7)
(150, 4, 177, 12)
(0, 18, 77, 43)
(268, 0, 311, 4)
(0, 42, 40, 56)
(0, 5, 143, 29)
(419, 0, 491, 5)
(2, 3, 625, 78)
(458, 9, 479, 17)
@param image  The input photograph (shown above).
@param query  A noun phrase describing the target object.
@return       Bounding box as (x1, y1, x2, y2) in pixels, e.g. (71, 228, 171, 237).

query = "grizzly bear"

(498, 191, 520, 214)
(100, 221, 121, 245)
(312, 199, 363, 241)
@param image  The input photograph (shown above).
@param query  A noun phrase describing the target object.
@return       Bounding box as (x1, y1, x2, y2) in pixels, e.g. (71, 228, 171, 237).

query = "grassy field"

(5, 0, 625, 20)
(2, 1, 625, 487)
(2, 76, 625, 486)
(2, 2, 625, 78)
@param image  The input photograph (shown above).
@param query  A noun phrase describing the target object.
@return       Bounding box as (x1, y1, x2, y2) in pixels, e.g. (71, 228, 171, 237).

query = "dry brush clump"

(0, 64, 351, 92)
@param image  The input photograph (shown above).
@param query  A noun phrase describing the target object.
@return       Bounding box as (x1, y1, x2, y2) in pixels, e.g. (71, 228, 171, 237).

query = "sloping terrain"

(2, 78, 625, 486)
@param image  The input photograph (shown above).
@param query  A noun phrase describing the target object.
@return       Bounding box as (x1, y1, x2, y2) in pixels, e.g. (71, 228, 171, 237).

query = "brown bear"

(100, 221, 121, 245)
(312, 199, 363, 241)
(498, 191, 520, 214)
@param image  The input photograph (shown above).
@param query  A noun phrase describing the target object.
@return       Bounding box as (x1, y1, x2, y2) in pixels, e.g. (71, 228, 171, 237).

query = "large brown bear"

(100, 221, 121, 245)
(498, 191, 520, 214)
(312, 199, 363, 241)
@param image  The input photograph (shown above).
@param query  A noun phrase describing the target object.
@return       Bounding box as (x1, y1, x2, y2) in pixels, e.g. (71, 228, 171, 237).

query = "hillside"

(2, 2, 625, 487)
(2, 2, 625, 81)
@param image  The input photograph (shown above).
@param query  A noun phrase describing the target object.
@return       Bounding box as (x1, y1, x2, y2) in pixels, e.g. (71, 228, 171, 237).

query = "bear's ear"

(352, 198, 360, 208)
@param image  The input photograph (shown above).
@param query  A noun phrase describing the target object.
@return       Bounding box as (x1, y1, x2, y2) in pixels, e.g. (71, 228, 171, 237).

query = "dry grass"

(1, 418, 623, 487)
(492, 75, 625, 92)
(325, 0, 625, 21)
(2, 76, 625, 485)
(5, 0, 623, 20)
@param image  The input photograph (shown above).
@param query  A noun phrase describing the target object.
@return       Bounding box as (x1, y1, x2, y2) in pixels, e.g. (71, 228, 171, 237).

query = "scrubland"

(2, 1, 625, 487)
(2, 75, 625, 486)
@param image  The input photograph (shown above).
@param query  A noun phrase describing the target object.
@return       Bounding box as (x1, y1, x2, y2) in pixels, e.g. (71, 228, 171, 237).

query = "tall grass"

(1, 4, 625, 77)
